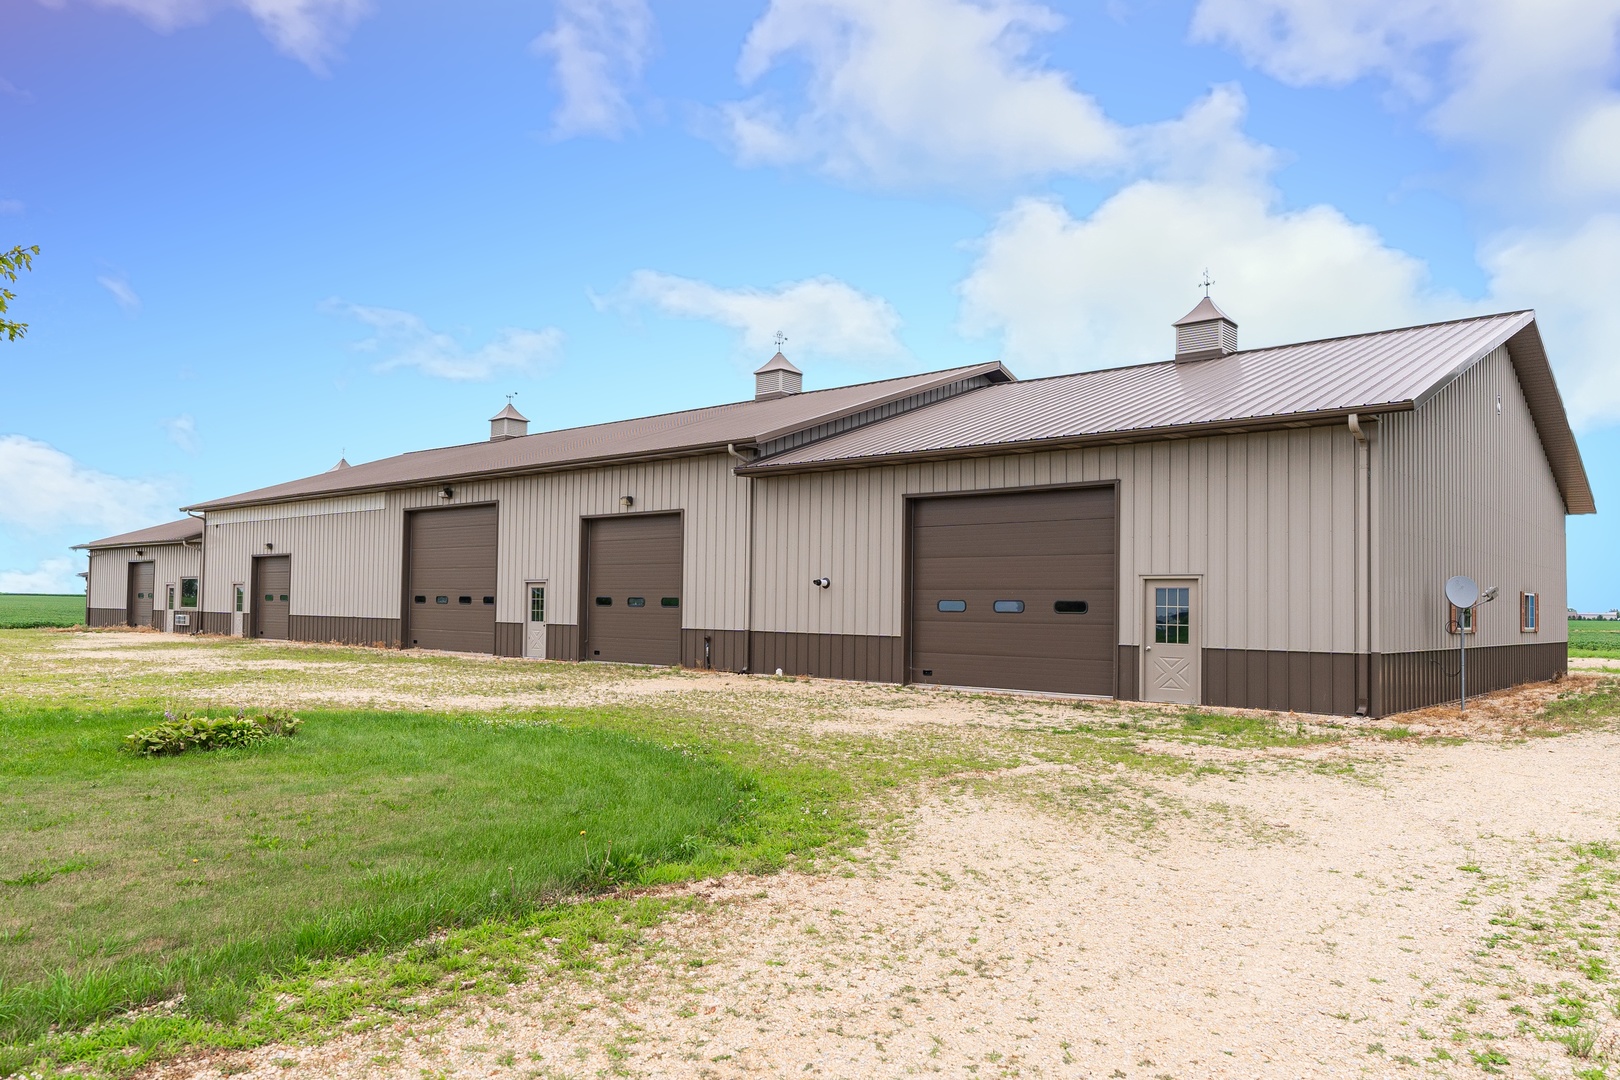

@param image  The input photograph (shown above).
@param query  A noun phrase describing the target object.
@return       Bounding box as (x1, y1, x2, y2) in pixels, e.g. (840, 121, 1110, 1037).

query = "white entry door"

(525, 582, 547, 659)
(1143, 580, 1200, 705)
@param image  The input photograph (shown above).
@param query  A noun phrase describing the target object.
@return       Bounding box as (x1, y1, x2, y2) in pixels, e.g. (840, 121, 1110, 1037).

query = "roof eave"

(737, 403, 1416, 476)
(182, 442, 752, 513)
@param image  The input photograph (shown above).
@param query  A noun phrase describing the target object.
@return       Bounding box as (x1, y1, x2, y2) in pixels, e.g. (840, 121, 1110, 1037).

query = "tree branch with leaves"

(1, 244, 40, 342)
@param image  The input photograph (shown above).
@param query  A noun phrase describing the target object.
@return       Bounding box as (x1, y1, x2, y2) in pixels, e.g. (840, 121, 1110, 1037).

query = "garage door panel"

(914, 519, 1116, 558)
(585, 514, 682, 666)
(913, 490, 1114, 527)
(911, 488, 1116, 696)
(408, 506, 497, 654)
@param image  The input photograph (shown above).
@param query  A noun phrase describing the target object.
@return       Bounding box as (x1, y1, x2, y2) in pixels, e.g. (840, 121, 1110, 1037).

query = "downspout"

(726, 444, 755, 674)
(186, 510, 206, 637)
(1348, 415, 1370, 715)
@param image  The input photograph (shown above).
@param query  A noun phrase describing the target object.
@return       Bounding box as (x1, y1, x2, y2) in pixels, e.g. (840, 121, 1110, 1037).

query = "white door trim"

(524, 580, 548, 659)
(1141, 576, 1202, 706)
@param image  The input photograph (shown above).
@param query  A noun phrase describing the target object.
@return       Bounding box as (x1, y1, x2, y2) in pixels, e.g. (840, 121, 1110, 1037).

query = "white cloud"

(324, 300, 565, 381)
(59, 0, 370, 73)
(958, 87, 1468, 371)
(0, 435, 176, 534)
(613, 271, 907, 363)
(163, 414, 200, 454)
(721, 0, 1126, 187)
(1481, 216, 1620, 430)
(0, 557, 82, 595)
(1189, 0, 1620, 204)
(97, 273, 141, 312)
(532, 0, 654, 139)
(0, 76, 31, 101)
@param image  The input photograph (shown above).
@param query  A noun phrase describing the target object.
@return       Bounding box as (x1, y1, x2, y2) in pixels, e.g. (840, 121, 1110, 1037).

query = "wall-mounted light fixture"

(265, 542, 274, 551)
(620, 495, 635, 509)
(439, 486, 454, 500)
(135, 549, 144, 557)
(811, 576, 831, 589)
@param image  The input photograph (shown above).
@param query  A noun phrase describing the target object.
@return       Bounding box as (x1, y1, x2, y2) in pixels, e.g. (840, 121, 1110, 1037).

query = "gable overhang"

(1408, 313, 1593, 515)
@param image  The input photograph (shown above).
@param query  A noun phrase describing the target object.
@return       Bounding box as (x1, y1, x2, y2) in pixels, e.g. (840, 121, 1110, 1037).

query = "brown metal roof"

(754, 351, 802, 375)
(186, 362, 1013, 511)
(742, 311, 1595, 516)
(1173, 296, 1236, 326)
(74, 517, 203, 550)
(489, 403, 528, 422)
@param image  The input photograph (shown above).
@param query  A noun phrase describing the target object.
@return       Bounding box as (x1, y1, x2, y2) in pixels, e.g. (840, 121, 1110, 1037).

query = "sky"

(0, 0, 1616, 606)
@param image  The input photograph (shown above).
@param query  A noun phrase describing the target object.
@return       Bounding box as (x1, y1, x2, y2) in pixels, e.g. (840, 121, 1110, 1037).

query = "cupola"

(1173, 295, 1238, 363)
(754, 351, 803, 400)
(489, 403, 529, 441)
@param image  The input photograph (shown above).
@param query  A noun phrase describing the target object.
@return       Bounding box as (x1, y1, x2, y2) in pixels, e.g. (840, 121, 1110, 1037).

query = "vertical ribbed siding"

(86, 543, 202, 630)
(200, 453, 750, 644)
(1377, 345, 1568, 655)
(749, 428, 1359, 656)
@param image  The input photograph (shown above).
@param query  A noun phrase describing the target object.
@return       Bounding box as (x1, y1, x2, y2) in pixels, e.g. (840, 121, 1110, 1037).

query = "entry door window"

(1154, 587, 1191, 644)
(530, 585, 545, 622)
(234, 585, 245, 612)
(166, 585, 176, 610)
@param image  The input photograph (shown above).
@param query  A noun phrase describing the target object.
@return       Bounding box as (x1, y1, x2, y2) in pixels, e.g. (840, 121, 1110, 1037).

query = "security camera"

(811, 576, 831, 589)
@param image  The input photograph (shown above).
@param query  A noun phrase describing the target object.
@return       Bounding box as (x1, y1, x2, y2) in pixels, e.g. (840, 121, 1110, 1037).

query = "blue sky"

(1, 0, 1616, 606)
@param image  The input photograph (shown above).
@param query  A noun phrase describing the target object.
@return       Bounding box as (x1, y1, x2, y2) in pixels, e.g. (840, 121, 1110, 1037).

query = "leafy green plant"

(123, 710, 303, 756)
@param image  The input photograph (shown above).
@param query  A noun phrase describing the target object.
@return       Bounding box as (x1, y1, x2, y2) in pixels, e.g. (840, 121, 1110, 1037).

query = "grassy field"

(0, 595, 82, 629)
(1569, 617, 1620, 658)
(0, 698, 850, 1075)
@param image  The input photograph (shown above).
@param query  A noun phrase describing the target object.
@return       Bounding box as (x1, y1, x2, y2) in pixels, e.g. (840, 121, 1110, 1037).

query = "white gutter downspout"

(1348, 415, 1371, 715)
(186, 509, 206, 637)
(726, 444, 755, 674)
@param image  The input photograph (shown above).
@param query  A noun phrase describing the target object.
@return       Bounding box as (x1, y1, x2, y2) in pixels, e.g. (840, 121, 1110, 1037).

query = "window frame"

(180, 577, 199, 609)
(166, 584, 176, 611)
(233, 584, 245, 613)
(1153, 586, 1191, 645)
(1448, 603, 1477, 635)
(1521, 591, 1539, 634)
(530, 585, 545, 624)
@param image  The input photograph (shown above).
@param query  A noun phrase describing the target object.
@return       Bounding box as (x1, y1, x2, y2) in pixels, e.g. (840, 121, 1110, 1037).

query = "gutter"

(1348, 415, 1372, 715)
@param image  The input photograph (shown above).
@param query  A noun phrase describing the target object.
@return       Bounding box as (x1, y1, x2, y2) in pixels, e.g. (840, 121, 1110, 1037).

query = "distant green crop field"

(0, 594, 84, 629)
(1569, 619, 1620, 658)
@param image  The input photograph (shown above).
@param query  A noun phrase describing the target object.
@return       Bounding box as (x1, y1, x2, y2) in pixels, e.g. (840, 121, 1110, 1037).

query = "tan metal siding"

(85, 543, 201, 629)
(200, 453, 750, 639)
(1377, 344, 1568, 654)
(750, 430, 1359, 653)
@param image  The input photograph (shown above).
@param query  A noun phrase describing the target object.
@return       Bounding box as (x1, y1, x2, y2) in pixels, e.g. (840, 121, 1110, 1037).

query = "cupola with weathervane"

(1173, 277, 1238, 363)
(489, 400, 529, 442)
(754, 333, 803, 400)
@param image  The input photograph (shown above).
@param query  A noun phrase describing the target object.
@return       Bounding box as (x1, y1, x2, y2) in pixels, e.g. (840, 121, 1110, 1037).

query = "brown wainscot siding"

(546, 624, 581, 662)
(1373, 641, 1566, 717)
(494, 622, 523, 658)
(1203, 649, 1359, 716)
(150, 610, 164, 630)
(200, 612, 234, 635)
(681, 629, 748, 672)
(88, 607, 125, 627)
(1116, 645, 1140, 701)
(749, 632, 903, 682)
(288, 615, 402, 648)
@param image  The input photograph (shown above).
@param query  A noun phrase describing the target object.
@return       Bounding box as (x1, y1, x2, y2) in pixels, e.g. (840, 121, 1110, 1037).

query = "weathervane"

(506, 391, 517, 404)
(774, 331, 788, 351)
(1199, 269, 1215, 297)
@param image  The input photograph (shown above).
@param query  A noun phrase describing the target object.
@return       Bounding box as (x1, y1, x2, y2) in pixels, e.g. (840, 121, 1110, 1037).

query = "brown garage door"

(128, 561, 155, 628)
(252, 555, 291, 640)
(584, 514, 682, 665)
(406, 505, 498, 653)
(910, 488, 1116, 695)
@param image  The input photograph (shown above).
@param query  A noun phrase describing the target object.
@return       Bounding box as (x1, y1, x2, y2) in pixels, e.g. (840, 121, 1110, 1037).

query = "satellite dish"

(1445, 575, 1480, 608)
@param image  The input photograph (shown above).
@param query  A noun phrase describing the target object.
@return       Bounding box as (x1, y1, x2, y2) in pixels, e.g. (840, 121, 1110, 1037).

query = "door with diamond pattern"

(1143, 580, 1199, 705)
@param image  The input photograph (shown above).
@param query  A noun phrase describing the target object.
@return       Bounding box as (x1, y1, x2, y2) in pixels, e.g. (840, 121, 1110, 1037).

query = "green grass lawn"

(0, 595, 83, 630)
(0, 703, 844, 1075)
(1569, 618, 1620, 658)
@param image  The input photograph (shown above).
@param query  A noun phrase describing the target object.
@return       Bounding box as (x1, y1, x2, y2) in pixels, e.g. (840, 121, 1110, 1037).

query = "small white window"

(234, 584, 245, 613)
(1521, 591, 1539, 633)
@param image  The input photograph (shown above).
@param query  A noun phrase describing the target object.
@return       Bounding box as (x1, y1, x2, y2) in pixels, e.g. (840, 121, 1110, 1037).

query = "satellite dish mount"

(1444, 576, 1483, 713)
